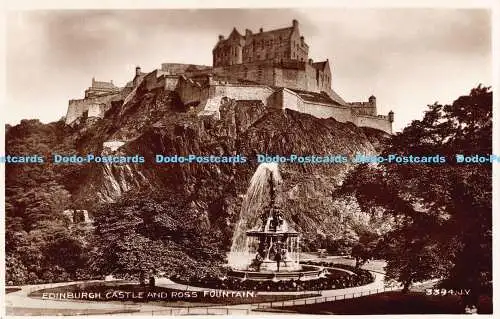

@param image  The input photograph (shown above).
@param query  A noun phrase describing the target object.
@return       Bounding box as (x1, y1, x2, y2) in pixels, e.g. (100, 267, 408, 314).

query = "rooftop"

(289, 88, 344, 106)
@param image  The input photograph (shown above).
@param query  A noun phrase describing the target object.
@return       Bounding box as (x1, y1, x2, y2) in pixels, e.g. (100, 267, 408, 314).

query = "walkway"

(6, 259, 409, 316)
(5, 281, 167, 316)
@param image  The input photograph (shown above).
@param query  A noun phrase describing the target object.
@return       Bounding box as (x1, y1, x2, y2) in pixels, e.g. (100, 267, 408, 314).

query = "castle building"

(211, 20, 333, 100)
(213, 19, 308, 67)
(85, 78, 121, 98)
(65, 20, 394, 134)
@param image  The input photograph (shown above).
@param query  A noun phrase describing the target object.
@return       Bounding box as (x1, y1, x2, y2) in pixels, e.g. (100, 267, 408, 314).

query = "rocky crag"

(6, 82, 391, 265)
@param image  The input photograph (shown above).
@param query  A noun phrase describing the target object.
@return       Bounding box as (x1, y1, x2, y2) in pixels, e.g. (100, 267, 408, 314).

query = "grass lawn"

(279, 291, 493, 314)
(306, 256, 387, 274)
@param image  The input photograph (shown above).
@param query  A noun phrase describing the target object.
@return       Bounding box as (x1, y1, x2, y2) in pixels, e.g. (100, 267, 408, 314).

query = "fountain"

(167, 163, 374, 291)
(227, 163, 324, 281)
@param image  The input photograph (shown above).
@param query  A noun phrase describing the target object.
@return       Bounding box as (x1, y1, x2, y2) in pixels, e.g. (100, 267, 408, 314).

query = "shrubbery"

(172, 263, 374, 292)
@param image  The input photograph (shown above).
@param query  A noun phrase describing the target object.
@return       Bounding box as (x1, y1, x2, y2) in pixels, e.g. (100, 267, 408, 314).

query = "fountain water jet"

(227, 163, 324, 281)
(228, 163, 282, 269)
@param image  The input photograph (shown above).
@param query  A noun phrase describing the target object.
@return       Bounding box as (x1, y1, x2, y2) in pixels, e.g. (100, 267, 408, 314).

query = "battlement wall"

(66, 99, 90, 124)
(88, 103, 106, 118)
(213, 59, 331, 94)
(161, 63, 212, 76)
(353, 114, 392, 134)
(66, 64, 392, 134)
(142, 70, 170, 91)
(277, 88, 352, 121)
(192, 83, 274, 118)
(274, 88, 391, 133)
(213, 62, 275, 87)
(348, 100, 377, 116)
(164, 75, 180, 91)
(66, 92, 123, 124)
(177, 76, 208, 106)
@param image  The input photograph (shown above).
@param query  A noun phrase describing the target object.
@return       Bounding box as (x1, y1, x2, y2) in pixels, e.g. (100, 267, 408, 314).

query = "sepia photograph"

(2, 2, 495, 317)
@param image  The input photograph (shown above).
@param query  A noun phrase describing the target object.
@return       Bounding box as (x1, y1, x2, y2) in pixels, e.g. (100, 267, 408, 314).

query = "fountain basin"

(227, 264, 325, 281)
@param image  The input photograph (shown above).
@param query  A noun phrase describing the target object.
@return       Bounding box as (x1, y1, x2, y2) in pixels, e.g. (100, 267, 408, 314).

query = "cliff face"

(6, 85, 390, 251)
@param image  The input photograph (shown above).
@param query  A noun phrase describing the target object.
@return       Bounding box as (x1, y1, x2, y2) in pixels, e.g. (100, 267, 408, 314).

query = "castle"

(66, 20, 394, 133)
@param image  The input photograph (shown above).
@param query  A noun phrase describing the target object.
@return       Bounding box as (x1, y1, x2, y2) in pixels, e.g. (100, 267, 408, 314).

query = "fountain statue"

(227, 163, 323, 281)
(245, 183, 301, 272)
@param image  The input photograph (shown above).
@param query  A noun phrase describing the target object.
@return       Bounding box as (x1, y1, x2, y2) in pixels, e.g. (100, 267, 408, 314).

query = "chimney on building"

(92, 77, 95, 85)
(218, 35, 224, 41)
(308, 58, 313, 65)
(292, 19, 299, 29)
(245, 29, 252, 38)
(259, 27, 263, 33)
(388, 110, 394, 123)
(300, 36, 304, 43)
(135, 66, 141, 76)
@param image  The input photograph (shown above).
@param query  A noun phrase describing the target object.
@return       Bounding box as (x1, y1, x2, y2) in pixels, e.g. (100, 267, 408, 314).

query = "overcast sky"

(6, 8, 491, 131)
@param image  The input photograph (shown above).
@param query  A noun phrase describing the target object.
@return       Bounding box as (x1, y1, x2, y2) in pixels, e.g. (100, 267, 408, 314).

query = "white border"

(1, 1, 498, 319)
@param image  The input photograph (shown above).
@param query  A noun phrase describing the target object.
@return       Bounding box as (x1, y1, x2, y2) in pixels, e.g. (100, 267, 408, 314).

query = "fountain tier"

(227, 163, 324, 281)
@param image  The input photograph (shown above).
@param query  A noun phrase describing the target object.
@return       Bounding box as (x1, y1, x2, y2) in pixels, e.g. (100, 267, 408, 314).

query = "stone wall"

(164, 76, 180, 91)
(353, 115, 392, 134)
(193, 84, 274, 118)
(274, 88, 391, 133)
(66, 99, 91, 124)
(161, 63, 212, 76)
(213, 59, 331, 94)
(176, 76, 208, 106)
(142, 70, 172, 91)
(348, 101, 376, 116)
(279, 89, 352, 121)
(88, 103, 106, 118)
(66, 63, 392, 134)
(213, 61, 276, 87)
(66, 92, 124, 125)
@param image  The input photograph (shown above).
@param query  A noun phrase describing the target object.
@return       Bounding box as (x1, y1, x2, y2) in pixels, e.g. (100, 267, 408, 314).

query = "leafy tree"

(338, 86, 492, 300)
(351, 231, 379, 268)
(89, 191, 226, 280)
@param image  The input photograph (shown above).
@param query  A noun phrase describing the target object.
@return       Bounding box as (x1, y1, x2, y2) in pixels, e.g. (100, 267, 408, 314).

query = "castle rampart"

(212, 58, 332, 96)
(193, 82, 275, 118)
(353, 114, 393, 134)
(273, 88, 352, 122)
(176, 75, 207, 106)
(66, 89, 127, 125)
(65, 20, 394, 134)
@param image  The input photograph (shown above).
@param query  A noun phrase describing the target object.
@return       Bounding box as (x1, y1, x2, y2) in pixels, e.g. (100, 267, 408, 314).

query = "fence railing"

(150, 307, 252, 316)
(253, 285, 402, 310)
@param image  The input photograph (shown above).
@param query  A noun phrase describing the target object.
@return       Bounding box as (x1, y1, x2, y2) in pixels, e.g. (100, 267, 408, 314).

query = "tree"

(89, 191, 226, 280)
(338, 86, 492, 301)
(351, 231, 379, 268)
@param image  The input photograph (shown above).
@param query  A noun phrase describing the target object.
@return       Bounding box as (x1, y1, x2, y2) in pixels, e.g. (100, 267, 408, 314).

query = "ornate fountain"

(227, 163, 323, 281)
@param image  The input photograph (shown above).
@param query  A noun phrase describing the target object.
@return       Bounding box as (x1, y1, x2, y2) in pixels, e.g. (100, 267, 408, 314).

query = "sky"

(5, 8, 492, 132)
